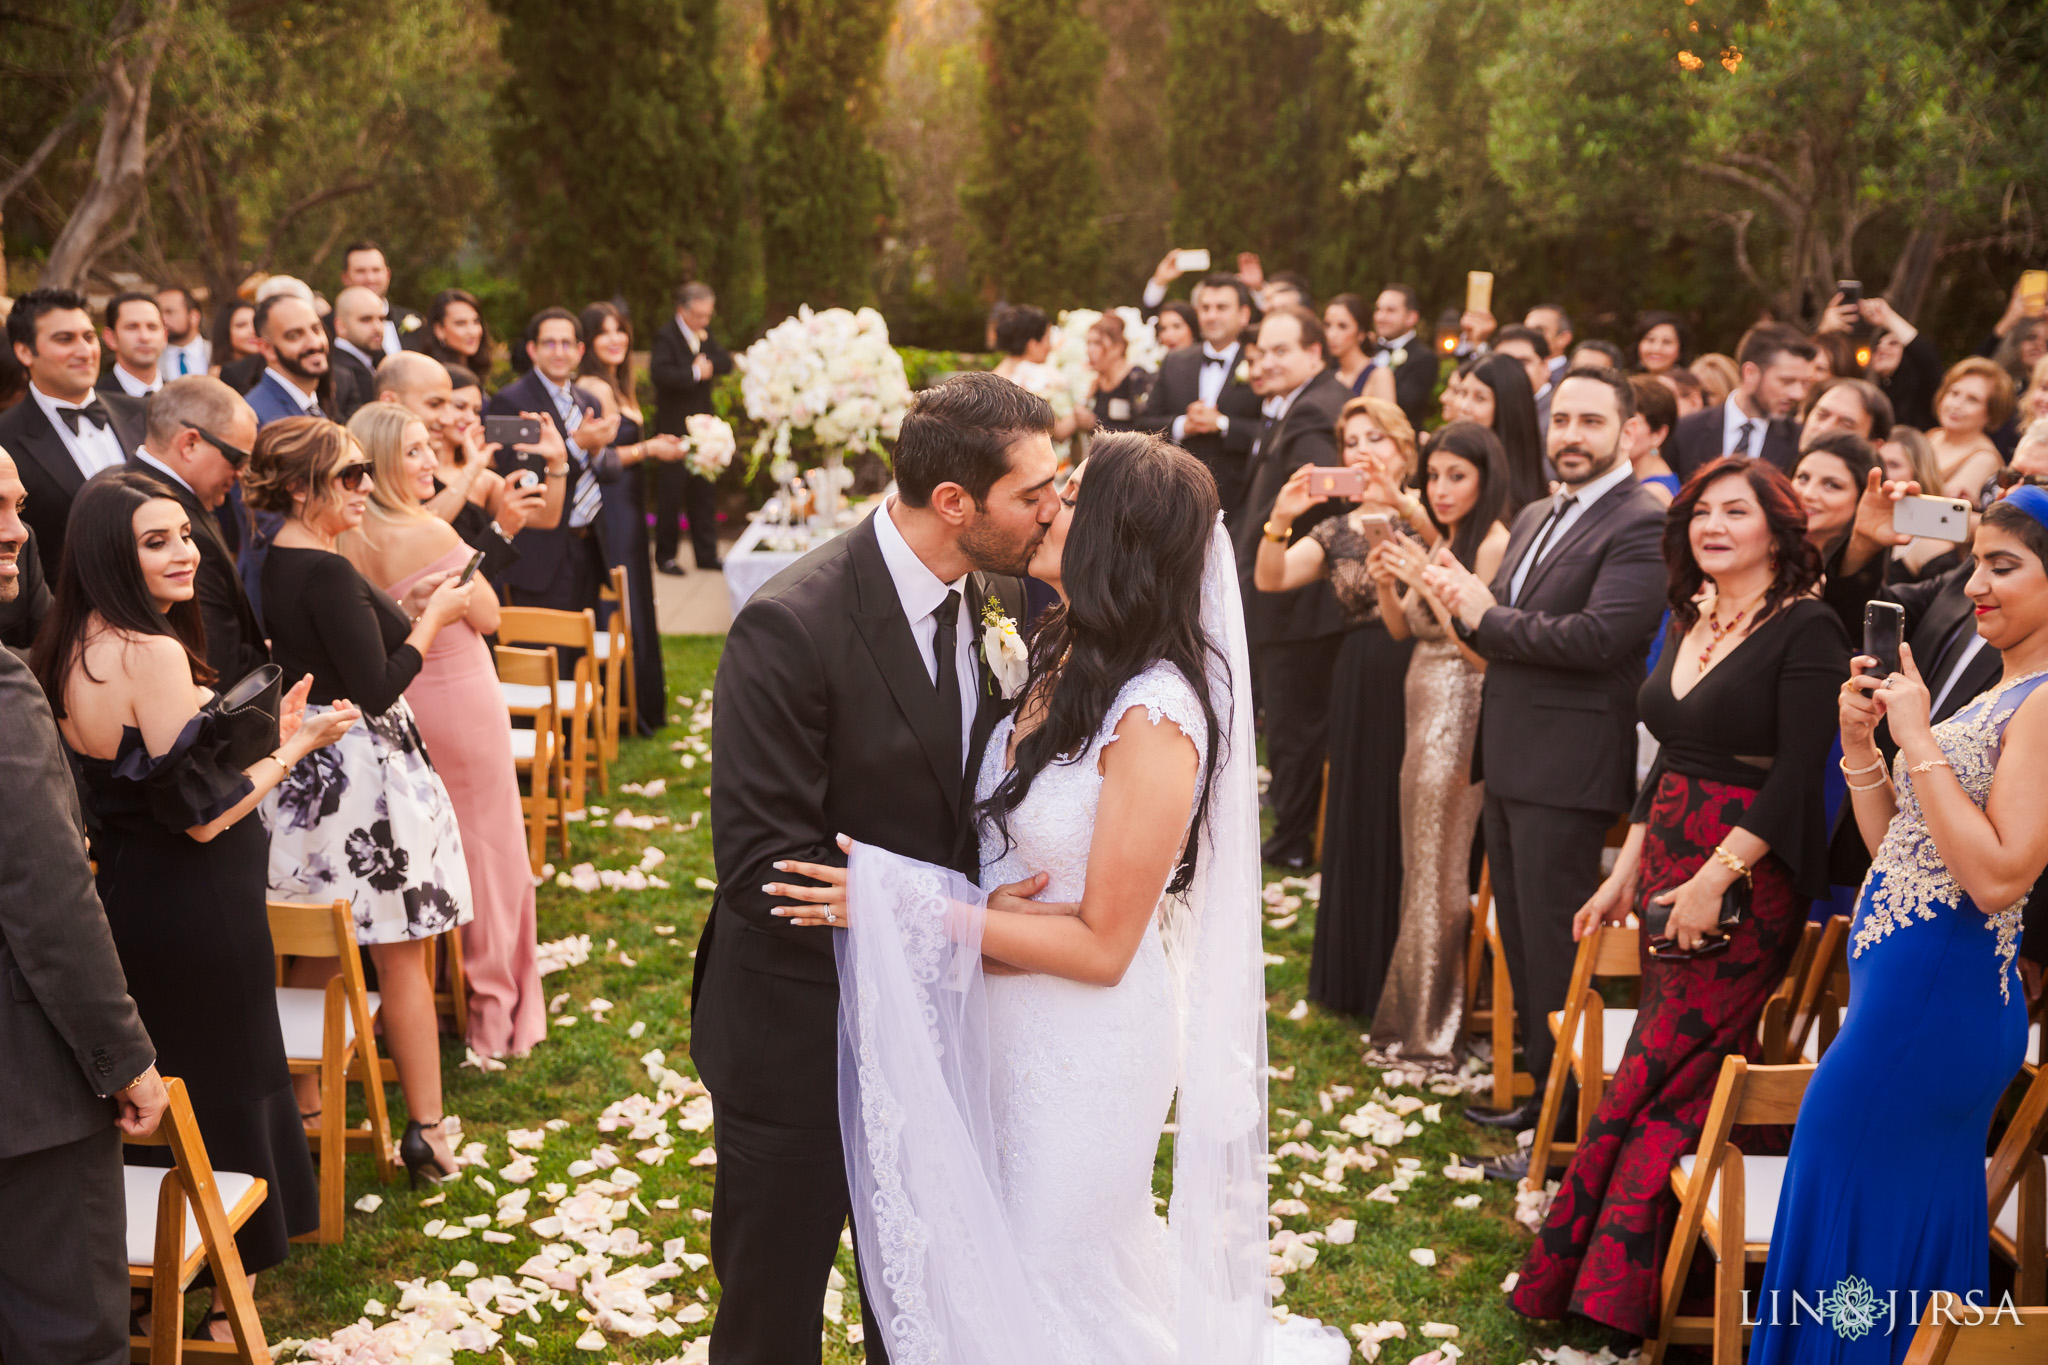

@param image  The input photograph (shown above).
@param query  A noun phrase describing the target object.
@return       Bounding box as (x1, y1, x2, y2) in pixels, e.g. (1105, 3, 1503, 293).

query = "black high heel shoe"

(401, 1117, 456, 1188)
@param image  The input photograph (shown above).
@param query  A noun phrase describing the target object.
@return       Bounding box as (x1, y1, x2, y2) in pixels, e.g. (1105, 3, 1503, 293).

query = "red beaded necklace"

(1697, 591, 1764, 670)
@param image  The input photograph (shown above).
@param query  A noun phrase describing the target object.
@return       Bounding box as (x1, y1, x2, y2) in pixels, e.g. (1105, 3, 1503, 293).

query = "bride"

(767, 433, 1349, 1364)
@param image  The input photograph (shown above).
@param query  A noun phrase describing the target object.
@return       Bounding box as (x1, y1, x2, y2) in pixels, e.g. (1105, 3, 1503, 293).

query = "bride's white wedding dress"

(835, 523, 1348, 1365)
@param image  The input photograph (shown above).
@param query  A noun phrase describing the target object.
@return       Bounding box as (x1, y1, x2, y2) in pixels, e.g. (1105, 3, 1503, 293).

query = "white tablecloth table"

(723, 498, 883, 619)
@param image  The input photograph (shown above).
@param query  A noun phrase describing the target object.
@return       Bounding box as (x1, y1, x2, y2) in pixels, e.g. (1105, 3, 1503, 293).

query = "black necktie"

(1733, 420, 1756, 456)
(57, 401, 111, 435)
(1513, 495, 1577, 604)
(932, 590, 963, 774)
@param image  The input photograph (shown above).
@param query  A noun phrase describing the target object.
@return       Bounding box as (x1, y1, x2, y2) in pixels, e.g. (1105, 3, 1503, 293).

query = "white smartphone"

(1173, 248, 1211, 273)
(1893, 494, 1972, 544)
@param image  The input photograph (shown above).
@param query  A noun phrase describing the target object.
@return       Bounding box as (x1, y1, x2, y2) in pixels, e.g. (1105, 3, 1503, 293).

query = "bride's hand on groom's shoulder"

(768, 834, 854, 928)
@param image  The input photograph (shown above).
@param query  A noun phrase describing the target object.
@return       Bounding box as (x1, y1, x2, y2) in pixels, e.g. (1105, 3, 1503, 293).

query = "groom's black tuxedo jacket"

(693, 513, 1023, 1129)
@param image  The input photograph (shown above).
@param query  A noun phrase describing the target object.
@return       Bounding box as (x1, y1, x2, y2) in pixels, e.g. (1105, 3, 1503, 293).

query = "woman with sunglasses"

(242, 416, 477, 1184)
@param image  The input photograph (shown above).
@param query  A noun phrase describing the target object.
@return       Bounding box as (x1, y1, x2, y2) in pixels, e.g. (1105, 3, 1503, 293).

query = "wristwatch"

(1262, 520, 1291, 545)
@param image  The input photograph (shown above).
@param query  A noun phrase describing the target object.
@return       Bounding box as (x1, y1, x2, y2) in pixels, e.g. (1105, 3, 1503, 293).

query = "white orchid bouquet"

(681, 414, 736, 481)
(735, 305, 913, 472)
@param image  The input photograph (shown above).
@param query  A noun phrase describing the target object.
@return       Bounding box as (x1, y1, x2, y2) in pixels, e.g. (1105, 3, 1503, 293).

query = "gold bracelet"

(1262, 520, 1291, 545)
(1710, 845, 1749, 878)
(1845, 770, 1890, 792)
(1839, 753, 1887, 777)
(1908, 757, 1951, 775)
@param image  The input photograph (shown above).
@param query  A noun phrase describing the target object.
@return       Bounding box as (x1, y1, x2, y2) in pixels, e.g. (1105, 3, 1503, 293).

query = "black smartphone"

(507, 449, 551, 484)
(455, 548, 487, 587)
(1836, 279, 1862, 309)
(484, 414, 542, 448)
(1863, 600, 1904, 677)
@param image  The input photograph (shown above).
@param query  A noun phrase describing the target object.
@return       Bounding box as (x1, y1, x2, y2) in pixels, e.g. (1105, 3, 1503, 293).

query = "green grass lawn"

(257, 634, 1614, 1364)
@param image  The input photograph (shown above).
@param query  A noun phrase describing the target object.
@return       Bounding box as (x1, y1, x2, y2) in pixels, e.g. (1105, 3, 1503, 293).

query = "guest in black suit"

(1133, 273, 1263, 518)
(1371, 283, 1440, 432)
(0, 633, 165, 1365)
(1670, 323, 1816, 479)
(325, 286, 387, 420)
(648, 282, 734, 573)
(94, 291, 166, 400)
(123, 376, 271, 684)
(0, 453, 51, 656)
(1423, 366, 1668, 1127)
(340, 240, 427, 357)
(1234, 306, 1355, 868)
(1, 287, 146, 578)
(694, 373, 1055, 1363)
(486, 309, 622, 630)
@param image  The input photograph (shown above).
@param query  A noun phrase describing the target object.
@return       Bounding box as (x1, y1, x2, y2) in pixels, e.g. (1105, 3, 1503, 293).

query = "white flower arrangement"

(980, 598, 1028, 699)
(735, 305, 913, 468)
(681, 414, 736, 481)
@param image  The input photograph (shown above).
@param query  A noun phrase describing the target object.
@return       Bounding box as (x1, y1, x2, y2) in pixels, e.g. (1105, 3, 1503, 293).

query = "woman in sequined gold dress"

(1365, 423, 1510, 1063)
(1254, 396, 1419, 1017)
(1750, 488, 2048, 1365)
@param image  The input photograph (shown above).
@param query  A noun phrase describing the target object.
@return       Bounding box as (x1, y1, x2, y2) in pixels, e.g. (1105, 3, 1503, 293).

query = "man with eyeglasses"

(118, 376, 271, 681)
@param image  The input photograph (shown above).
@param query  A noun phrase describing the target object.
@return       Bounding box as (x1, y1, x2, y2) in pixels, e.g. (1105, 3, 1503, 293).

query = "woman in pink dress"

(343, 402, 547, 1057)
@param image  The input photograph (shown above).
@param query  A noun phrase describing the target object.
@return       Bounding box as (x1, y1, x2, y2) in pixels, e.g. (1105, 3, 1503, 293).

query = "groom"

(693, 372, 1060, 1363)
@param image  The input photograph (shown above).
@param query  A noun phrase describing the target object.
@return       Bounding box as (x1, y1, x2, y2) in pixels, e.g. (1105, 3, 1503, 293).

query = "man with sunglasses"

(120, 376, 271, 682)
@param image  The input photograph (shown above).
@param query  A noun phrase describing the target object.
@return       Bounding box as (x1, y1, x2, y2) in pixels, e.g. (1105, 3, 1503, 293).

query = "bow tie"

(56, 400, 111, 434)
(1202, 355, 1227, 368)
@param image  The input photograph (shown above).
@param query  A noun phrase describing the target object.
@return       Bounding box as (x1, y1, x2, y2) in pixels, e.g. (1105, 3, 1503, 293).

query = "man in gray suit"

(0, 628, 166, 1363)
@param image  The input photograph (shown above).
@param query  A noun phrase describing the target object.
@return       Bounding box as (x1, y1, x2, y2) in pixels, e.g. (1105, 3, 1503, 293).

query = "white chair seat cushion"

(1799, 1007, 1850, 1061)
(501, 680, 579, 712)
(591, 634, 613, 660)
(1675, 1153, 1789, 1245)
(1547, 1008, 1638, 1076)
(1992, 1155, 2048, 1243)
(510, 730, 538, 761)
(125, 1165, 261, 1265)
(275, 985, 379, 1061)
(2030, 1021, 2040, 1068)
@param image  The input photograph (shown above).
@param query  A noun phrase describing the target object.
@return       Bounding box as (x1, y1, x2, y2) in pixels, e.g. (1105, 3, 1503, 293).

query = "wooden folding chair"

(1989, 1061, 2048, 1304)
(1759, 920, 1824, 1063)
(270, 899, 394, 1242)
(500, 644, 568, 866)
(1643, 1057, 1816, 1365)
(497, 606, 602, 809)
(1784, 914, 1850, 1062)
(1463, 861, 1534, 1113)
(124, 1077, 272, 1363)
(596, 564, 636, 760)
(1524, 922, 1643, 1189)
(1903, 1301, 2048, 1362)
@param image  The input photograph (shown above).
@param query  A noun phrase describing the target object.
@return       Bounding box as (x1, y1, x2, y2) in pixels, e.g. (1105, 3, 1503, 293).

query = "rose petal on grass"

(1408, 1247, 1437, 1267)
(1324, 1218, 1356, 1244)
(687, 1147, 717, 1167)
(481, 1230, 516, 1244)
(354, 1194, 384, 1213)
(1452, 1194, 1481, 1209)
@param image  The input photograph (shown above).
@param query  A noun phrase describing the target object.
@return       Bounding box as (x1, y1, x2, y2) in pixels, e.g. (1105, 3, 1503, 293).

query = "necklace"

(1697, 590, 1765, 670)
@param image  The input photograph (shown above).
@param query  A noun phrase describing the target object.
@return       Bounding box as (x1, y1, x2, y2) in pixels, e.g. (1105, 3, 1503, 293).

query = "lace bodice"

(1855, 670, 2048, 1002)
(975, 662, 1209, 900)
(1307, 515, 1386, 625)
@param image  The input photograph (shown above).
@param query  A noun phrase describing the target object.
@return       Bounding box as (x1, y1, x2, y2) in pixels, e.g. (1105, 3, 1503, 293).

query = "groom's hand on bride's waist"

(987, 871, 1066, 917)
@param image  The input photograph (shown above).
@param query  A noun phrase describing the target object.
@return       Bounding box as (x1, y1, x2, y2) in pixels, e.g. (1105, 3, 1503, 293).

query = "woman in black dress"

(1074, 312, 1153, 435)
(1512, 457, 1848, 1347)
(1451, 351, 1548, 515)
(422, 288, 494, 380)
(31, 472, 357, 1338)
(1252, 395, 1419, 1016)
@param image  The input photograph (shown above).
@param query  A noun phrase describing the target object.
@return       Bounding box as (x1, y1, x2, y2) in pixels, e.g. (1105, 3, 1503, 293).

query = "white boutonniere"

(1234, 360, 1251, 385)
(1386, 346, 1407, 368)
(980, 598, 1028, 699)
(400, 314, 422, 333)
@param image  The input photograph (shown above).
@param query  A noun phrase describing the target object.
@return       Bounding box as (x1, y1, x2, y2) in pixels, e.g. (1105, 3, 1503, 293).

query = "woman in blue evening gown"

(1749, 488, 2048, 1363)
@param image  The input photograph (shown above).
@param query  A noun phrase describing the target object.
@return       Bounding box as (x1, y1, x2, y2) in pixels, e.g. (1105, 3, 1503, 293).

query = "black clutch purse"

(201, 663, 284, 769)
(1643, 866, 1750, 961)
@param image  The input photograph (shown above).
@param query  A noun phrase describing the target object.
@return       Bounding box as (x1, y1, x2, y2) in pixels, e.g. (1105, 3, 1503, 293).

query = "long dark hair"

(1469, 353, 1546, 514)
(425, 288, 492, 371)
(30, 471, 214, 714)
(1663, 456, 1821, 631)
(1632, 310, 1694, 370)
(578, 302, 638, 412)
(211, 299, 257, 360)
(977, 433, 1223, 895)
(1422, 422, 1511, 569)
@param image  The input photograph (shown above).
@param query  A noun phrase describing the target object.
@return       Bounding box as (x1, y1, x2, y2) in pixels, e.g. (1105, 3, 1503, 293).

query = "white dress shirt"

(160, 336, 211, 381)
(873, 497, 979, 769)
(1929, 633, 1991, 716)
(31, 382, 127, 479)
(134, 446, 196, 496)
(1372, 330, 1417, 364)
(381, 316, 404, 361)
(1507, 455, 1636, 603)
(264, 367, 322, 415)
(109, 364, 161, 398)
(1171, 342, 1239, 443)
(1720, 398, 1767, 460)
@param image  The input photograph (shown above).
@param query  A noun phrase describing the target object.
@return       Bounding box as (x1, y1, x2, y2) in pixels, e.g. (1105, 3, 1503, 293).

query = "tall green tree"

(961, 0, 1107, 307)
(754, 0, 893, 318)
(491, 0, 740, 329)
